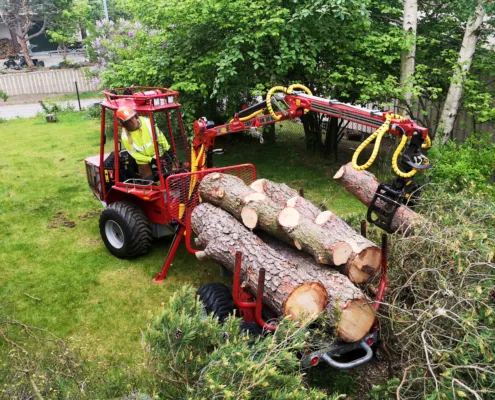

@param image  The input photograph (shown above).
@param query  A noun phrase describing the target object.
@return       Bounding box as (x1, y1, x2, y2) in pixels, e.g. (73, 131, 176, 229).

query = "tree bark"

(250, 179, 381, 283)
(436, 2, 486, 144)
(333, 163, 423, 235)
(200, 173, 353, 266)
(301, 112, 323, 155)
(399, 0, 418, 117)
(8, 28, 20, 54)
(18, 37, 34, 67)
(192, 203, 376, 342)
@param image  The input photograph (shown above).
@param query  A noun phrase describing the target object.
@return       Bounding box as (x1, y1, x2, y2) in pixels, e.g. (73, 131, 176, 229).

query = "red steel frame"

(153, 164, 257, 282)
(192, 91, 429, 160)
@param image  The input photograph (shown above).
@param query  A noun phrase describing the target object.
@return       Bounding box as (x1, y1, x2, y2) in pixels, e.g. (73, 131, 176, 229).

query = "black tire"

(196, 283, 234, 322)
(99, 201, 152, 258)
(239, 321, 264, 337)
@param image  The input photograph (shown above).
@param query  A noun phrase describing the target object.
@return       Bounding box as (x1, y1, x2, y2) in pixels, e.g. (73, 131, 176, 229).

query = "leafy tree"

(47, 0, 91, 62)
(91, 0, 409, 155)
(0, 0, 69, 67)
(436, 0, 487, 144)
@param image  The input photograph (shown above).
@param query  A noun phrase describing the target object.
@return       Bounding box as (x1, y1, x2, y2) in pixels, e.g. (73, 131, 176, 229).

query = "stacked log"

(192, 203, 376, 342)
(333, 162, 422, 235)
(250, 179, 381, 283)
(199, 173, 353, 267)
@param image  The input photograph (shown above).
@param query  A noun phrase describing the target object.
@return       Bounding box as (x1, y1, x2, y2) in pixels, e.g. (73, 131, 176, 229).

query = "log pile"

(0, 39, 14, 59)
(192, 173, 380, 342)
(333, 162, 423, 235)
(250, 179, 381, 283)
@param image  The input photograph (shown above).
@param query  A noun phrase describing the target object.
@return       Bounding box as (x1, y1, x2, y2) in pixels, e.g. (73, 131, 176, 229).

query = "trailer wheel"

(196, 283, 234, 322)
(239, 321, 264, 337)
(99, 202, 152, 258)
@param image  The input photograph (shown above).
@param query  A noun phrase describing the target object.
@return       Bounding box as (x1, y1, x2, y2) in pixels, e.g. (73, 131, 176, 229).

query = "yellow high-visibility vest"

(121, 117, 170, 165)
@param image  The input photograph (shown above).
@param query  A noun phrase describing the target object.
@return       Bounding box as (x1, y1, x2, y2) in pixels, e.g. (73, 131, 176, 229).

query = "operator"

(117, 106, 171, 180)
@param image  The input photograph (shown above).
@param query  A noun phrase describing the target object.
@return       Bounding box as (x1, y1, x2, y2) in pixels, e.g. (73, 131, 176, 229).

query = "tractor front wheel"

(99, 202, 152, 258)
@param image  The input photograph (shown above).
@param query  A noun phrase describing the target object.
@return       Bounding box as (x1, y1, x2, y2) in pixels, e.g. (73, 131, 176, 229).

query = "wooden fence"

(0, 68, 98, 96)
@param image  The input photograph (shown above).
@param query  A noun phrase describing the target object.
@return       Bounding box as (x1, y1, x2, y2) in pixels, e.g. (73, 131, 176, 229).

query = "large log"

(250, 179, 381, 283)
(191, 203, 376, 342)
(333, 163, 422, 235)
(199, 173, 352, 266)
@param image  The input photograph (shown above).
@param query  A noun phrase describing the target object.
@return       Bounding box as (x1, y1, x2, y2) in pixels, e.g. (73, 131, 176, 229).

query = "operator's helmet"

(116, 106, 137, 124)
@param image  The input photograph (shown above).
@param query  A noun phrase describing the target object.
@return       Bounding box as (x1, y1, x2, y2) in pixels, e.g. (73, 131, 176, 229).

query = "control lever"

(271, 96, 288, 116)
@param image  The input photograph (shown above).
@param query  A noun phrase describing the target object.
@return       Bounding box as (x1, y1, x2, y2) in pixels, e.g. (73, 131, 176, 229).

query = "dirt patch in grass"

(47, 211, 76, 228)
(79, 210, 100, 220)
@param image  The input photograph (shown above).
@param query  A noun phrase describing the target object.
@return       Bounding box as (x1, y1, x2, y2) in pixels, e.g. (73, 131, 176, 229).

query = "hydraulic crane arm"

(191, 84, 433, 233)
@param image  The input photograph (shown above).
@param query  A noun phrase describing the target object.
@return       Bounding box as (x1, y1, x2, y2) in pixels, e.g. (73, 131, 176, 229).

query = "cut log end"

(284, 282, 328, 323)
(333, 167, 344, 180)
(250, 179, 267, 193)
(286, 196, 299, 208)
(349, 247, 381, 280)
(329, 242, 353, 266)
(315, 210, 334, 225)
(278, 207, 300, 228)
(337, 298, 376, 342)
(241, 207, 258, 229)
(243, 192, 267, 204)
(195, 251, 209, 261)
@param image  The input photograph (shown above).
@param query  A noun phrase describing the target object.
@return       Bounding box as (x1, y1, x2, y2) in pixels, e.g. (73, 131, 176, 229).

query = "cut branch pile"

(0, 39, 14, 59)
(192, 173, 379, 342)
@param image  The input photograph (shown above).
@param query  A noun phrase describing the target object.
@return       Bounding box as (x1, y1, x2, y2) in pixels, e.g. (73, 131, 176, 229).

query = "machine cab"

(84, 87, 191, 226)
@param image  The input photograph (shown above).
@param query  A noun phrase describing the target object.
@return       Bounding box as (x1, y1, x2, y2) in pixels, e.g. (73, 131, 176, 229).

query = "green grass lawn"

(0, 112, 365, 365)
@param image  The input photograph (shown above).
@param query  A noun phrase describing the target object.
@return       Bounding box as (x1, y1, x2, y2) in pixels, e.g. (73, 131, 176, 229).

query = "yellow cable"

(352, 114, 393, 171)
(392, 135, 418, 178)
(287, 84, 312, 96)
(422, 135, 431, 149)
(287, 84, 312, 115)
(266, 86, 288, 121)
(230, 109, 264, 123)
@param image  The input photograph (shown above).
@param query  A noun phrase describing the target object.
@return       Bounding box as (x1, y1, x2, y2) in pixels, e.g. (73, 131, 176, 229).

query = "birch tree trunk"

(399, 0, 418, 117)
(436, 2, 486, 144)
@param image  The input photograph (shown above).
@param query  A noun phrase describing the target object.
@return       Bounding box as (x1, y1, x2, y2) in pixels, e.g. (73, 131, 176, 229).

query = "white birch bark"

(436, 2, 486, 144)
(400, 0, 418, 117)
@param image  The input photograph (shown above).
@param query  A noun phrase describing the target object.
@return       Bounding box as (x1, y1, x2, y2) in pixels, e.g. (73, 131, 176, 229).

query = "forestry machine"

(84, 84, 431, 370)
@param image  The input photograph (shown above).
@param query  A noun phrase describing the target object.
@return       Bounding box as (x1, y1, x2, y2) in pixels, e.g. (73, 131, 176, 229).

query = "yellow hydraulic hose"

(391, 135, 418, 178)
(265, 86, 289, 121)
(352, 114, 394, 171)
(422, 134, 432, 149)
(230, 109, 264, 123)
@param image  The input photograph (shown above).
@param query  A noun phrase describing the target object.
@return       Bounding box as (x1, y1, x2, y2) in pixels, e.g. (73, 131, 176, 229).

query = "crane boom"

(191, 85, 432, 233)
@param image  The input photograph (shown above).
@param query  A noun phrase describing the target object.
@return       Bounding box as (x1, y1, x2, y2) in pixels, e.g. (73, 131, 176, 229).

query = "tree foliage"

(146, 285, 336, 399)
(0, 0, 70, 66)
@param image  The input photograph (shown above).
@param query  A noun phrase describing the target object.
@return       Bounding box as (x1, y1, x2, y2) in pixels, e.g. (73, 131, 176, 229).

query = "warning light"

(366, 338, 374, 347)
(310, 356, 319, 366)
